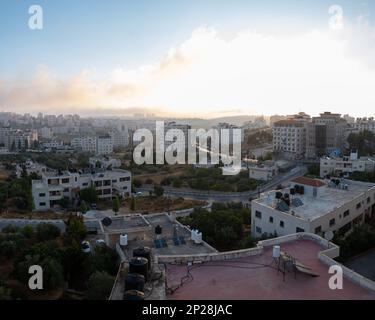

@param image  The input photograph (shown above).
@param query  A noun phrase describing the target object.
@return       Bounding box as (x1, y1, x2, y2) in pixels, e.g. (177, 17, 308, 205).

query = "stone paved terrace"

(166, 239, 375, 300)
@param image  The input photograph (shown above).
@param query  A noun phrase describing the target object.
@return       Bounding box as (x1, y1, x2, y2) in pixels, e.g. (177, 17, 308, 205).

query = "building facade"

(32, 169, 131, 211)
(251, 176, 375, 238)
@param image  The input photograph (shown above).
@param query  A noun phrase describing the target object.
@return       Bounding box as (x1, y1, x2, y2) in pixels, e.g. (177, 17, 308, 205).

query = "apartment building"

(89, 156, 121, 169)
(97, 136, 113, 155)
(0, 128, 38, 151)
(248, 161, 279, 181)
(320, 151, 375, 178)
(251, 176, 375, 238)
(32, 169, 132, 211)
(71, 136, 113, 155)
(351, 117, 375, 134)
(306, 112, 348, 158)
(272, 119, 308, 160)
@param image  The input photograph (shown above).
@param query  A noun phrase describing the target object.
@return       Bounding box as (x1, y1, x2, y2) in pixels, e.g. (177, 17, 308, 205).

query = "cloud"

(1, 19, 375, 117)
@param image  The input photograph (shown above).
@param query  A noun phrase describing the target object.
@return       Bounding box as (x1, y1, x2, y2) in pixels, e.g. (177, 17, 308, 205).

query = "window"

(104, 180, 111, 186)
(329, 218, 336, 227)
(83, 183, 88, 187)
(39, 193, 46, 197)
(256, 227, 262, 234)
(120, 177, 130, 182)
(255, 211, 262, 219)
(61, 178, 70, 184)
(280, 221, 284, 228)
(39, 202, 46, 206)
(269, 217, 274, 223)
(356, 202, 361, 209)
(296, 227, 305, 233)
(367, 197, 371, 204)
(103, 189, 111, 195)
(343, 210, 350, 218)
(315, 226, 322, 234)
(63, 188, 69, 192)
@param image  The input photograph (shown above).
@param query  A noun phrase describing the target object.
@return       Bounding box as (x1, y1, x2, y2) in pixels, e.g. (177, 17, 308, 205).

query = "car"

(96, 239, 106, 247)
(133, 192, 144, 198)
(81, 241, 91, 253)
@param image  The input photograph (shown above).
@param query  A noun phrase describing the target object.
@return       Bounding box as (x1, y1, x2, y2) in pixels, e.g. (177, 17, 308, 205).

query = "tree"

(59, 196, 71, 210)
(36, 223, 61, 242)
(154, 185, 164, 198)
(79, 201, 88, 214)
(79, 187, 98, 204)
(64, 216, 87, 244)
(90, 246, 119, 276)
(14, 255, 64, 291)
(133, 179, 142, 188)
(87, 271, 115, 300)
(172, 178, 182, 188)
(130, 196, 136, 211)
(112, 196, 120, 215)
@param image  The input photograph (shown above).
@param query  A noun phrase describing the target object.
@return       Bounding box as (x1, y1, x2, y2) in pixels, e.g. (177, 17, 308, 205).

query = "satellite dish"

(324, 231, 334, 241)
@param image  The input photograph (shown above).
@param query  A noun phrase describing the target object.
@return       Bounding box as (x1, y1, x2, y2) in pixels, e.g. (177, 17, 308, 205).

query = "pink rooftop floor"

(166, 239, 375, 300)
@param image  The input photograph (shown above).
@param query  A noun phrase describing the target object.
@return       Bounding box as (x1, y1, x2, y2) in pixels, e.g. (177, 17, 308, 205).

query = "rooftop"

(166, 238, 375, 300)
(254, 179, 375, 221)
(292, 176, 326, 188)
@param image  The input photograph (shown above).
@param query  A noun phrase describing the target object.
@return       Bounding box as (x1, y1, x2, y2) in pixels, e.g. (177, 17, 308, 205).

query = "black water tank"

(275, 191, 283, 199)
(300, 186, 305, 195)
(124, 290, 145, 301)
(125, 273, 145, 292)
(133, 247, 152, 271)
(129, 257, 148, 281)
(294, 185, 300, 194)
(290, 188, 295, 195)
(155, 225, 162, 235)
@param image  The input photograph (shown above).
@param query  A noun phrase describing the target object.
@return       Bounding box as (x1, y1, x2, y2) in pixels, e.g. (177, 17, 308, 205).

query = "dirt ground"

(122, 196, 206, 214)
(0, 211, 70, 220)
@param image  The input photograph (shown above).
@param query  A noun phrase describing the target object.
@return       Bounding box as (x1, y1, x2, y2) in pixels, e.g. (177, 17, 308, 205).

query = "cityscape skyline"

(1, 1, 375, 117)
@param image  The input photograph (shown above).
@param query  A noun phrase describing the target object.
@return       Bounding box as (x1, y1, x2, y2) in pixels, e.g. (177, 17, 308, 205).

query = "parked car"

(81, 241, 91, 253)
(96, 239, 106, 247)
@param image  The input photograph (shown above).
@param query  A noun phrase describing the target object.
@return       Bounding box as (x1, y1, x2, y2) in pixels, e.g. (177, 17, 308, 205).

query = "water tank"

(125, 273, 145, 292)
(124, 290, 144, 301)
(155, 225, 162, 235)
(275, 192, 283, 199)
(290, 188, 295, 195)
(129, 257, 148, 281)
(272, 245, 281, 258)
(133, 247, 152, 271)
(120, 234, 128, 246)
(101, 217, 112, 227)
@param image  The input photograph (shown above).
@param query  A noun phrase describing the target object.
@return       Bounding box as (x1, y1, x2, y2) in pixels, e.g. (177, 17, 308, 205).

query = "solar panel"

(292, 198, 304, 207)
(277, 201, 290, 212)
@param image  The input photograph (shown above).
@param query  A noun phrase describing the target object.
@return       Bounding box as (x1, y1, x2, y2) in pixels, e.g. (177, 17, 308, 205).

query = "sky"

(0, 0, 375, 118)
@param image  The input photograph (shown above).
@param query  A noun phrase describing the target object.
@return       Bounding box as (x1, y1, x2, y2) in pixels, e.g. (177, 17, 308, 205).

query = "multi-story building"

(320, 151, 375, 178)
(248, 161, 279, 181)
(32, 169, 132, 211)
(272, 118, 308, 160)
(0, 128, 38, 151)
(351, 117, 375, 134)
(96, 136, 113, 155)
(306, 112, 348, 158)
(251, 176, 375, 238)
(89, 156, 121, 169)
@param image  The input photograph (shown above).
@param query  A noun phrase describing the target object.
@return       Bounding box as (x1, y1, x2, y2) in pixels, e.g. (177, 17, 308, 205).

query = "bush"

(87, 271, 115, 300)
(36, 224, 61, 242)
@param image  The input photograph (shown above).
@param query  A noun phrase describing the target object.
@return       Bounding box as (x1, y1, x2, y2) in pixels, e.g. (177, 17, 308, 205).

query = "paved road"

(137, 165, 307, 202)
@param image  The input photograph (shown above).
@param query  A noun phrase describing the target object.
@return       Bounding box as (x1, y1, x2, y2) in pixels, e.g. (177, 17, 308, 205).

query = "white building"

(32, 169, 132, 211)
(96, 136, 113, 155)
(351, 117, 375, 134)
(320, 151, 375, 178)
(272, 119, 308, 160)
(16, 160, 47, 178)
(71, 136, 97, 153)
(251, 176, 375, 238)
(89, 156, 121, 169)
(248, 161, 278, 181)
(71, 136, 113, 155)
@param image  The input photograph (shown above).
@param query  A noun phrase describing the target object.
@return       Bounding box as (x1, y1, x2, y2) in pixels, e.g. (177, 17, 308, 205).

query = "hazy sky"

(0, 0, 375, 118)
